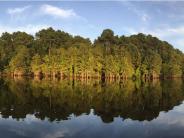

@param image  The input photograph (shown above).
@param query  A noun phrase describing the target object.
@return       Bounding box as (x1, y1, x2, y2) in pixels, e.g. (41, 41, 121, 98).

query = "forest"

(0, 27, 183, 80)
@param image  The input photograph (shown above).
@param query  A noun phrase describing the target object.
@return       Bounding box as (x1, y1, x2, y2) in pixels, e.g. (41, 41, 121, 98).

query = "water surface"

(0, 78, 184, 138)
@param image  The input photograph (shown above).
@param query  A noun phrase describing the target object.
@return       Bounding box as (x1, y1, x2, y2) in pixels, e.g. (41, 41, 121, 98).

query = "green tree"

(8, 46, 31, 75)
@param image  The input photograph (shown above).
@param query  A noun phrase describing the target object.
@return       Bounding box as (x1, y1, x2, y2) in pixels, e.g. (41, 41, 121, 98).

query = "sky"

(0, 1, 184, 51)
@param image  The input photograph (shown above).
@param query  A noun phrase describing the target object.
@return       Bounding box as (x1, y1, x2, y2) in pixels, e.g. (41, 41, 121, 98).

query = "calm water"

(0, 78, 184, 138)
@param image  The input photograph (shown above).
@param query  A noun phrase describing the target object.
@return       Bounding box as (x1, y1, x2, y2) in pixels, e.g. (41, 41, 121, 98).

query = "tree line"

(0, 27, 183, 80)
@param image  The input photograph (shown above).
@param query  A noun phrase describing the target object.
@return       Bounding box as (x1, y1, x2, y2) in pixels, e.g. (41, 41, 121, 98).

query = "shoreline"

(0, 72, 183, 81)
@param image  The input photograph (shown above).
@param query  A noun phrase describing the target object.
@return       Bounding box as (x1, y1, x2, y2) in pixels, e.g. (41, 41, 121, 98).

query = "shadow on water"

(0, 77, 184, 123)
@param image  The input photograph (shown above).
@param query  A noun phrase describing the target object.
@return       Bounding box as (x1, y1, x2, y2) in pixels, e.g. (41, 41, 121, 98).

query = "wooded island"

(0, 27, 183, 80)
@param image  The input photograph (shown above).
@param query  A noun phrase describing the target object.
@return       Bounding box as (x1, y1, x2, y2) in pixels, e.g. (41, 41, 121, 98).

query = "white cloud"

(175, 39, 184, 48)
(0, 24, 49, 35)
(143, 26, 184, 39)
(40, 4, 77, 19)
(142, 14, 150, 22)
(121, 2, 151, 22)
(45, 130, 68, 138)
(7, 6, 31, 15)
(123, 25, 184, 51)
(123, 25, 184, 39)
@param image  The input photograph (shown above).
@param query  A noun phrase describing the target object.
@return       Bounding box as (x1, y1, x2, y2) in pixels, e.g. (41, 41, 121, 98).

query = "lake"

(0, 78, 184, 138)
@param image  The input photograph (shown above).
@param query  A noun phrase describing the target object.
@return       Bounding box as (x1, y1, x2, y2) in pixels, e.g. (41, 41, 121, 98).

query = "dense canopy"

(0, 27, 183, 80)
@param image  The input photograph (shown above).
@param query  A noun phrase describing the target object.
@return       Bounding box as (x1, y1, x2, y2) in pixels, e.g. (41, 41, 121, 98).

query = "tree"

(8, 46, 31, 76)
(12, 32, 34, 47)
(31, 54, 43, 76)
(0, 28, 183, 80)
(34, 27, 72, 55)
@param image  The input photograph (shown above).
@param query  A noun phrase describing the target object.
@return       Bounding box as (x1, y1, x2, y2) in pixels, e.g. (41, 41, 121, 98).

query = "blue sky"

(0, 1, 184, 51)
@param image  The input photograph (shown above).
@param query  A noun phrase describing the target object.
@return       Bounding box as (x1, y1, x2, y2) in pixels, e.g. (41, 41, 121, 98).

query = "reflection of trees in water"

(0, 78, 183, 123)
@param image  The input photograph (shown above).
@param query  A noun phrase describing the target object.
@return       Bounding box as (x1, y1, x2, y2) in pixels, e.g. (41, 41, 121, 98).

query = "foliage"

(0, 27, 183, 79)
